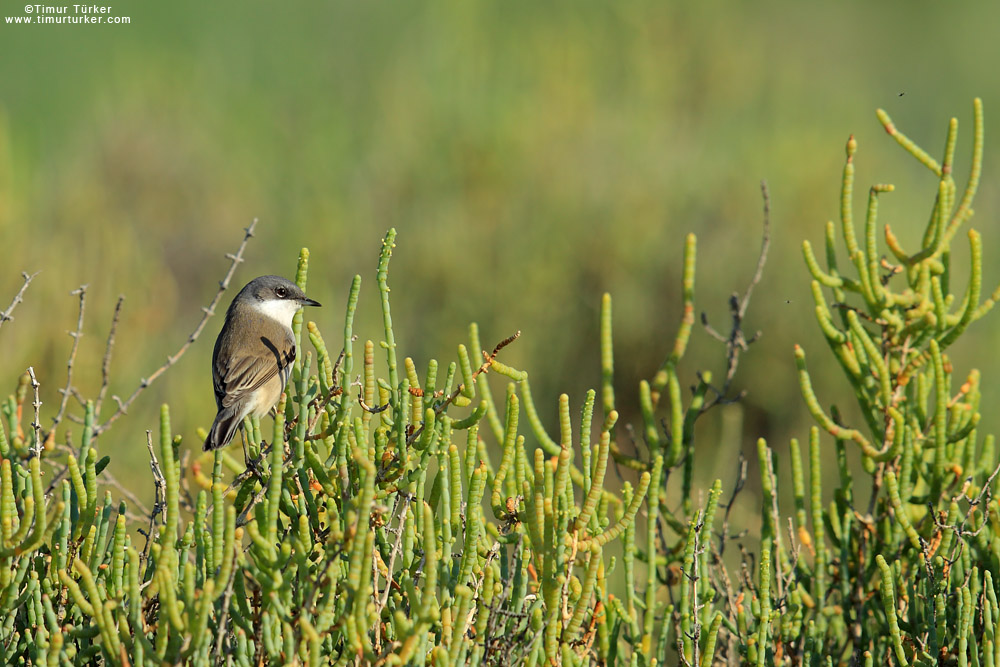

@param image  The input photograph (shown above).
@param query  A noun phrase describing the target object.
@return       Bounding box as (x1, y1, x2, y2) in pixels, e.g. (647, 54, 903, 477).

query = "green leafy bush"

(0, 99, 994, 665)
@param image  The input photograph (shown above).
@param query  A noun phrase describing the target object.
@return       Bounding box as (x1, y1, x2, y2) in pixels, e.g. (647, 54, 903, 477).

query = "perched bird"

(204, 275, 321, 451)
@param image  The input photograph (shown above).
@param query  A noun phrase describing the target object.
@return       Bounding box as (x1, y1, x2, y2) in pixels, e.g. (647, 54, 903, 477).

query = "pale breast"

(248, 372, 287, 418)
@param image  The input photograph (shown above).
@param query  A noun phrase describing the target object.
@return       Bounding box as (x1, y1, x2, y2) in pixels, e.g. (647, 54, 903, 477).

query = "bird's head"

(239, 275, 321, 326)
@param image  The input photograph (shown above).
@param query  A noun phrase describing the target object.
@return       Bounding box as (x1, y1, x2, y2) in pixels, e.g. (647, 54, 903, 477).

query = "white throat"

(254, 298, 301, 328)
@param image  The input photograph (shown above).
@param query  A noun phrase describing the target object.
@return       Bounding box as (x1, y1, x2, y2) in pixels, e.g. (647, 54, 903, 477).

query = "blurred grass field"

(2, 0, 999, 506)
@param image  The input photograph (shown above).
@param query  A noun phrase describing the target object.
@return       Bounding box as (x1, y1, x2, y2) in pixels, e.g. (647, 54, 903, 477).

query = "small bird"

(204, 275, 321, 451)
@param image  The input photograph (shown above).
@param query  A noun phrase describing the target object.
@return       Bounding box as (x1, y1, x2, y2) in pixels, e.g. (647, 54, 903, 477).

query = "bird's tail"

(204, 406, 243, 451)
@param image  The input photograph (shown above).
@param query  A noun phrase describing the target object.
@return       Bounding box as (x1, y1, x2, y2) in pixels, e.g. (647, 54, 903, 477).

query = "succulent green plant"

(0, 98, 995, 666)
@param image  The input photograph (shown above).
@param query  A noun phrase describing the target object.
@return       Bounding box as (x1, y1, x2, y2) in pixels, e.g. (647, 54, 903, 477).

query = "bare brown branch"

(96, 295, 125, 417)
(700, 181, 771, 411)
(140, 430, 166, 567)
(48, 285, 88, 438)
(95, 219, 258, 436)
(0, 271, 40, 332)
(26, 366, 43, 457)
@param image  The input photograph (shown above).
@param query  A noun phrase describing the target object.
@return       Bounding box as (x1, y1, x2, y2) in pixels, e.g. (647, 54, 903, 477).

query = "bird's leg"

(241, 428, 250, 467)
(241, 430, 265, 482)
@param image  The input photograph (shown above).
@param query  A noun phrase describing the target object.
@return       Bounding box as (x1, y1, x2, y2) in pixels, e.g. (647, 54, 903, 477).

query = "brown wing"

(213, 316, 296, 409)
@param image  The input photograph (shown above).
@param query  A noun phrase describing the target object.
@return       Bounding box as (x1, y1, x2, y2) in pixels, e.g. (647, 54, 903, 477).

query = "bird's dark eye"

(275, 287, 287, 298)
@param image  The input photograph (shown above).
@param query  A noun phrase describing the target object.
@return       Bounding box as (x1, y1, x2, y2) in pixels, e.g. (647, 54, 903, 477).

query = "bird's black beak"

(300, 297, 322, 307)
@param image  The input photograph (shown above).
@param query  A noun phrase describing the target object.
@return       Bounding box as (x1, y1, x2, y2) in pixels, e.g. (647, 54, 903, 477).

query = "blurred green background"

(1, 1, 999, 510)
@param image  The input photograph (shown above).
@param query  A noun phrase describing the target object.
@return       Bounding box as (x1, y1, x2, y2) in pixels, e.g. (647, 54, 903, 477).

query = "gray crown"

(237, 275, 321, 306)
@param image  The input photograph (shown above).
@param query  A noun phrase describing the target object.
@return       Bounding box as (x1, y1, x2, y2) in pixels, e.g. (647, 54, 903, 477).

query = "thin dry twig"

(47, 286, 88, 439)
(374, 495, 412, 649)
(142, 430, 167, 565)
(69, 386, 88, 410)
(718, 452, 748, 560)
(0, 271, 40, 332)
(95, 219, 258, 436)
(96, 295, 125, 417)
(940, 457, 1000, 567)
(710, 541, 740, 658)
(482, 536, 540, 666)
(691, 557, 705, 663)
(26, 367, 43, 458)
(738, 181, 772, 321)
(700, 181, 772, 410)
